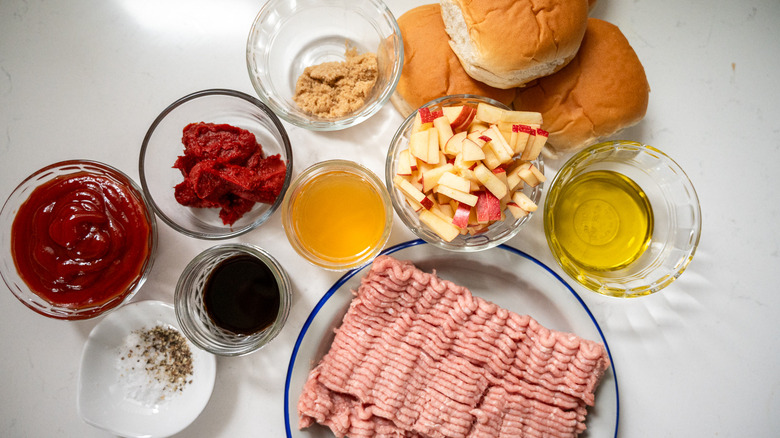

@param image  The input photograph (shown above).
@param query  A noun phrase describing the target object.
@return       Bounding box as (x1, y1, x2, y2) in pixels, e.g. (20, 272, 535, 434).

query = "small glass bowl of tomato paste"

(246, 0, 403, 130)
(139, 89, 293, 240)
(0, 160, 158, 320)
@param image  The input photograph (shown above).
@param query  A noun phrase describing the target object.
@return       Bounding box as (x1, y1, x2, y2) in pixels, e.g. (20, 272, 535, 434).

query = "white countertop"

(1, 0, 779, 437)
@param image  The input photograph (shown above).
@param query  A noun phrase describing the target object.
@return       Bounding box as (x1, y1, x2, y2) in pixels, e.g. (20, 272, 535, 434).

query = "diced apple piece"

(444, 131, 467, 155)
(437, 202, 454, 218)
(394, 175, 433, 209)
(460, 138, 485, 162)
(403, 193, 425, 212)
(452, 153, 478, 172)
(512, 190, 538, 213)
(419, 210, 460, 242)
(437, 171, 471, 193)
(411, 111, 432, 134)
(397, 149, 413, 176)
(475, 190, 502, 222)
(448, 105, 477, 132)
(467, 130, 487, 147)
(492, 167, 509, 189)
(482, 126, 514, 164)
(409, 129, 429, 162)
(511, 124, 534, 155)
(421, 163, 454, 192)
(506, 202, 529, 219)
(468, 122, 490, 134)
(474, 163, 508, 199)
(431, 204, 454, 223)
(475, 102, 505, 125)
(435, 184, 478, 207)
(529, 163, 546, 184)
(499, 110, 543, 126)
(418, 106, 440, 124)
(515, 161, 545, 187)
(452, 202, 471, 228)
(433, 116, 454, 149)
(418, 128, 439, 164)
(480, 144, 502, 170)
(506, 166, 525, 191)
(442, 106, 463, 124)
(521, 128, 548, 161)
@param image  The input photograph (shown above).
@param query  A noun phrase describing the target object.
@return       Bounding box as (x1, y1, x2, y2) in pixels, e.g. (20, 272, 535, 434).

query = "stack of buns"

(391, 0, 650, 157)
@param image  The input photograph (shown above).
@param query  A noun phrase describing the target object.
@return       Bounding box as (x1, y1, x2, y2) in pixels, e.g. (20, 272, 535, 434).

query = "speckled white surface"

(1, 0, 779, 436)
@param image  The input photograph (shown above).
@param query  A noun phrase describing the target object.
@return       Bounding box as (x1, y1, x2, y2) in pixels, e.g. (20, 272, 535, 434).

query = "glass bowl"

(281, 160, 393, 271)
(544, 141, 702, 297)
(385, 94, 545, 252)
(139, 89, 293, 240)
(175, 243, 292, 356)
(246, 0, 403, 131)
(0, 160, 157, 320)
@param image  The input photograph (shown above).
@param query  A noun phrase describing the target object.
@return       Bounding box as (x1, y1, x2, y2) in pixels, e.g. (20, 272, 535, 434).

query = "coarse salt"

(115, 325, 194, 409)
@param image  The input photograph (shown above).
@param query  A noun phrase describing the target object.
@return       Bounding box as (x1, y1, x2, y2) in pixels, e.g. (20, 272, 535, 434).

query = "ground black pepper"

(121, 325, 194, 397)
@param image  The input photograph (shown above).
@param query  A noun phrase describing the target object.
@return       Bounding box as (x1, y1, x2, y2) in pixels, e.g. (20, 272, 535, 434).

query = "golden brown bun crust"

(513, 18, 650, 155)
(441, 0, 589, 88)
(391, 4, 516, 118)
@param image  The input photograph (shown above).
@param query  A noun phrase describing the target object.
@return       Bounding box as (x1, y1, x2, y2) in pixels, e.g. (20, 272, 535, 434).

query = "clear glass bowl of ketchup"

(0, 160, 158, 320)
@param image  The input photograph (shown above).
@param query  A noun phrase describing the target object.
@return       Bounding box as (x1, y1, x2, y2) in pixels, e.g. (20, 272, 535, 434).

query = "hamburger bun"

(391, 4, 516, 118)
(440, 0, 589, 89)
(513, 18, 651, 156)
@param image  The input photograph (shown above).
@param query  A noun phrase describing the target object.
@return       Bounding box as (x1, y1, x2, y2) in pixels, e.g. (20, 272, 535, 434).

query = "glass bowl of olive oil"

(544, 141, 701, 297)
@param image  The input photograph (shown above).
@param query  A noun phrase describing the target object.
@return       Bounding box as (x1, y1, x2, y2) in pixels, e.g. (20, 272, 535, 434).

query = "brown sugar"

(293, 47, 378, 119)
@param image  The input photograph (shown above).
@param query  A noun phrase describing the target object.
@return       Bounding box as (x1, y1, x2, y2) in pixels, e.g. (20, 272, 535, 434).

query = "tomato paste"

(173, 122, 287, 225)
(11, 172, 153, 310)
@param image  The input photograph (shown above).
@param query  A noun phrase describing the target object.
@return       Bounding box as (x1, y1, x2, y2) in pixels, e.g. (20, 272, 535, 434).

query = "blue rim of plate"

(284, 239, 620, 437)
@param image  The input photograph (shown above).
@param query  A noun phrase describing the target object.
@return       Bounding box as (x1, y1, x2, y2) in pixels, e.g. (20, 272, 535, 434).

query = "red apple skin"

(475, 190, 501, 222)
(450, 106, 477, 132)
(452, 202, 471, 228)
(420, 196, 434, 210)
(492, 167, 506, 175)
(513, 124, 533, 134)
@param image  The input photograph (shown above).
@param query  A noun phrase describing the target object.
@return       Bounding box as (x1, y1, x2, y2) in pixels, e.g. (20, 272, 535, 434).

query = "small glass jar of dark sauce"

(203, 253, 280, 336)
(175, 244, 291, 356)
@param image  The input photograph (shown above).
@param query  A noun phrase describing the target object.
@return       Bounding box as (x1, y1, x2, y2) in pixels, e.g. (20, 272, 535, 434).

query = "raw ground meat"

(298, 255, 610, 438)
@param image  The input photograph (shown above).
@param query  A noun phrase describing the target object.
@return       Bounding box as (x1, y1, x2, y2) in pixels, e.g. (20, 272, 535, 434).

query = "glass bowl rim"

(0, 159, 158, 320)
(245, 0, 404, 131)
(543, 139, 702, 297)
(385, 94, 545, 252)
(281, 159, 394, 271)
(174, 242, 292, 356)
(138, 88, 294, 240)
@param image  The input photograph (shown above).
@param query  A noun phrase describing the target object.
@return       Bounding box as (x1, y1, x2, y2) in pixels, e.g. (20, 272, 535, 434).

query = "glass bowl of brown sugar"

(246, 0, 403, 131)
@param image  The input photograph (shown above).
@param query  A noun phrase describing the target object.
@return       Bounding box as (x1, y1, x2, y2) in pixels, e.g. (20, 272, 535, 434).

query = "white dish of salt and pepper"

(77, 300, 216, 438)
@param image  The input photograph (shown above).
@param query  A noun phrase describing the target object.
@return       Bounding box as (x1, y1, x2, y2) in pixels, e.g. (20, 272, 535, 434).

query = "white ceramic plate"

(77, 300, 217, 438)
(284, 239, 619, 437)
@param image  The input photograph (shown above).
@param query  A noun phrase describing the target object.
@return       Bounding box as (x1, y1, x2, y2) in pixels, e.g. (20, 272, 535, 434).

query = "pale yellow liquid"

(550, 170, 653, 271)
(291, 171, 386, 264)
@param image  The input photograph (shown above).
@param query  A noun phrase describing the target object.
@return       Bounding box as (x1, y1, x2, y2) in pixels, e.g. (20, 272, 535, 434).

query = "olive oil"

(550, 170, 653, 271)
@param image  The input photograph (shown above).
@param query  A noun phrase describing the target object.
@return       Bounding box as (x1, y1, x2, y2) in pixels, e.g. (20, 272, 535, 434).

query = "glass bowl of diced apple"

(385, 94, 546, 252)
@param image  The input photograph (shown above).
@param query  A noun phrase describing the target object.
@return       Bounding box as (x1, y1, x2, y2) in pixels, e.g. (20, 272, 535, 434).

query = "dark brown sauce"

(202, 254, 280, 335)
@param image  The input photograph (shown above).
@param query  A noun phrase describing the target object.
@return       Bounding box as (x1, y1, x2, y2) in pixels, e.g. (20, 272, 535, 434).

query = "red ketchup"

(11, 171, 153, 311)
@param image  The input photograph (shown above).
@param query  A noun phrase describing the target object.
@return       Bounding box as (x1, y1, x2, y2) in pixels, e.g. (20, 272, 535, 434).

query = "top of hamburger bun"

(440, 0, 589, 89)
(391, 4, 516, 118)
(513, 18, 651, 156)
